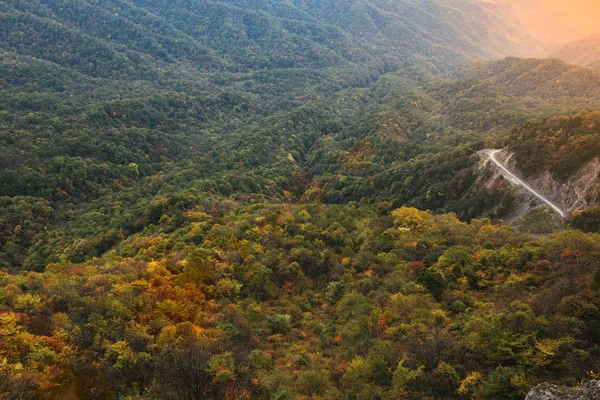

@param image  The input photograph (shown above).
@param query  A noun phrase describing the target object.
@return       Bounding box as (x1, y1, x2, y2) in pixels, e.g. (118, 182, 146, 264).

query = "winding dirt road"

(486, 149, 566, 218)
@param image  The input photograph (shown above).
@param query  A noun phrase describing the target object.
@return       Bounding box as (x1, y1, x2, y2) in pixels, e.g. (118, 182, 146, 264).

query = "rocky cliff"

(478, 149, 600, 223)
(525, 380, 600, 400)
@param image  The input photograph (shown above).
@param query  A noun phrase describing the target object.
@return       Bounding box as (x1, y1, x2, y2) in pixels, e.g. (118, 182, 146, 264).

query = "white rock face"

(525, 380, 600, 400)
(477, 149, 600, 221)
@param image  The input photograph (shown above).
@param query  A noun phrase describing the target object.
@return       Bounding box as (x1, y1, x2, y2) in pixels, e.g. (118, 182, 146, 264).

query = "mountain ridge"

(550, 33, 600, 69)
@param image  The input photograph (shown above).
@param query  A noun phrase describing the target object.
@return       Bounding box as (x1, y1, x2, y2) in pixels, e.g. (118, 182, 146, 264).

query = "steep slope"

(471, 112, 600, 233)
(481, 149, 566, 217)
(507, 112, 600, 212)
(509, 112, 600, 181)
(478, 147, 599, 229)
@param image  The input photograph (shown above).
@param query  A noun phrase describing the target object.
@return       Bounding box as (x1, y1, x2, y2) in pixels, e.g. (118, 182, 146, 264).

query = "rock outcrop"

(478, 149, 600, 222)
(525, 380, 600, 400)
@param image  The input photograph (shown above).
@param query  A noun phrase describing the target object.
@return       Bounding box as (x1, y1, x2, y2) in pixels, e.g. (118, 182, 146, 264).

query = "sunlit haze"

(509, 0, 600, 44)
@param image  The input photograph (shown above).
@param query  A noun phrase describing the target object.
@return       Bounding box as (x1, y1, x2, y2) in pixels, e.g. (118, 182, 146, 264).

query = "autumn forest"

(1, 0, 600, 399)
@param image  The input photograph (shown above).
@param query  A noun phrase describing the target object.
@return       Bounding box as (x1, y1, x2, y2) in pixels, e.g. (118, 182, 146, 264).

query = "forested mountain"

(509, 112, 600, 181)
(551, 33, 600, 70)
(2, 1, 600, 399)
(2, 0, 531, 74)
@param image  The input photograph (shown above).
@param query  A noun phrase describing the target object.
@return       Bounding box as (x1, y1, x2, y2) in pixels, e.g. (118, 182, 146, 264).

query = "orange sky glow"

(509, 0, 600, 44)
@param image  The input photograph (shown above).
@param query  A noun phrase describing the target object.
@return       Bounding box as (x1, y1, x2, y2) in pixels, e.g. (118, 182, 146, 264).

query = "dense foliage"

(509, 112, 600, 180)
(571, 206, 600, 233)
(4, 57, 600, 271)
(2, 202, 600, 399)
(2, 1, 600, 399)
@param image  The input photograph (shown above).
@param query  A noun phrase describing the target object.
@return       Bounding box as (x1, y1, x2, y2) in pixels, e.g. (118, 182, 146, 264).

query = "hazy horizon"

(506, 0, 600, 45)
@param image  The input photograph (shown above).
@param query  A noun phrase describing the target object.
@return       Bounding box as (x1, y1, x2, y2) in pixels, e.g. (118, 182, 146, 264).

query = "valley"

(1, 1, 600, 399)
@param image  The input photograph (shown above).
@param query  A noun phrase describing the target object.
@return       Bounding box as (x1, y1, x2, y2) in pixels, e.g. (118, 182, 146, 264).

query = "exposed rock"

(477, 148, 600, 224)
(525, 380, 600, 400)
(559, 158, 600, 211)
(495, 149, 600, 213)
(476, 149, 559, 224)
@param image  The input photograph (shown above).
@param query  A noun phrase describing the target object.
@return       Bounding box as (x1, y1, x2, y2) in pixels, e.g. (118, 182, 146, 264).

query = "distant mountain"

(551, 33, 600, 69)
(503, 0, 600, 46)
(1, 0, 532, 77)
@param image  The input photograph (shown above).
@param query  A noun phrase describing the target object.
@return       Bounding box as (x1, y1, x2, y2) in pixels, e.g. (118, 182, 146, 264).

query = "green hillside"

(2, 1, 600, 399)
